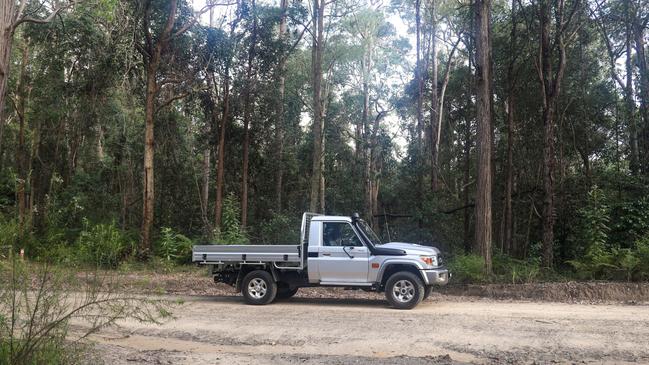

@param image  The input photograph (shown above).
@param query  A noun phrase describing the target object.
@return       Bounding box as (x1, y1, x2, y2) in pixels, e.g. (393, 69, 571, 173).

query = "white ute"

(192, 213, 449, 309)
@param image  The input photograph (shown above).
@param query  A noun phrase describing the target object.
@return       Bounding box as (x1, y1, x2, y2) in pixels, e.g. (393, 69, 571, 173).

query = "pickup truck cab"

(193, 213, 449, 309)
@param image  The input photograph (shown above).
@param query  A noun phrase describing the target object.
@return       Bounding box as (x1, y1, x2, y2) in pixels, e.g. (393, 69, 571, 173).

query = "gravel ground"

(79, 280, 649, 365)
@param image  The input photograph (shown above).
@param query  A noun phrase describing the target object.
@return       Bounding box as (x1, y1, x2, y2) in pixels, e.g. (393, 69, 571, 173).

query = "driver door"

(318, 222, 370, 283)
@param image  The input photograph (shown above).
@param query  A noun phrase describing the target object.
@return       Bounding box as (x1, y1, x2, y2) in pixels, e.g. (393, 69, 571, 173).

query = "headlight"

(420, 255, 438, 266)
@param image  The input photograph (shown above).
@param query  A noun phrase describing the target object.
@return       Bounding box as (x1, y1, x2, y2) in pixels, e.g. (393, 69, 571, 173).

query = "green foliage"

(259, 213, 300, 244)
(156, 227, 193, 264)
(214, 194, 248, 245)
(564, 186, 649, 281)
(492, 254, 542, 284)
(76, 220, 133, 269)
(0, 217, 20, 252)
(635, 237, 649, 280)
(448, 254, 486, 283)
(0, 260, 170, 365)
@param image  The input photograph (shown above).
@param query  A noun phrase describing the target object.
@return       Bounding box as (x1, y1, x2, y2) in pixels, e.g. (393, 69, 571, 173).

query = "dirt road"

(86, 288, 649, 365)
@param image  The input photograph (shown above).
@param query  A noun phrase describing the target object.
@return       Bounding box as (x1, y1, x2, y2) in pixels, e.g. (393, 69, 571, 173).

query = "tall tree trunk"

(200, 147, 210, 232)
(215, 12, 241, 229)
(215, 72, 229, 228)
(463, 116, 472, 254)
(141, 63, 158, 257)
(539, 0, 555, 268)
(538, 0, 572, 268)
(274, 0, 288, 210)
(309, 0, 325, 213)
(429, 0, 439, 192)
(0, 0, 17, 159)
(16, 39, 29, 237)
(363, 40, 373, 223)
(538, 0, 579, 268)
(241, 0, 258, 229)
(625, 1, 639, 175)
(474, 0, 493, 274)
(502, 0, 517, 254)
(634, 23, 649, 174)
(140, 0, 178, 258)
(433, 37, 460, 194)
(415, 0, 424, 203)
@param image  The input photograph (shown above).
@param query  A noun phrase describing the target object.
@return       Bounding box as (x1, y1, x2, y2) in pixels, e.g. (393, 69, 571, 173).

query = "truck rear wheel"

(241, 270, 277, 305)
(385, 271, 425, 309)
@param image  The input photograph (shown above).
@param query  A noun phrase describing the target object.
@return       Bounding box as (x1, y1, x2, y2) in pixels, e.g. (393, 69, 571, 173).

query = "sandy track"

(82, 290, 649, 365)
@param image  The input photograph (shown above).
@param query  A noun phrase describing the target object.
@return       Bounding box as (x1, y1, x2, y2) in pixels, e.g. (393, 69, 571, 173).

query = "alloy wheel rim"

(393, 279, 415, 303)
(248, 278, 267, 299)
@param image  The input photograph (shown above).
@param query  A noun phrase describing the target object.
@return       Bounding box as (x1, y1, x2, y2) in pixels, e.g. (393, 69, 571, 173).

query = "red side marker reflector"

(371, 263, 380, 269)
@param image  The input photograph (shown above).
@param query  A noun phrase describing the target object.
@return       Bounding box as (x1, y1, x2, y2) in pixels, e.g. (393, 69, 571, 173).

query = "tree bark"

(363, 40, 373, 224)
(309, 0, 325, 213)
(415, 0, 424, 202)
(537, 0, 574, 268)
(215, 10, 241, 229)
(502, 0, 517, 254)
(0, 0, 17, 158)
(463, 116, 472, 254)
(429, 0, 439, 192)
(241, 0, 258, 229)
(140, 0, 178, 257)
(474, 0, 493, 274)
(215, 71, 229, 228)
(274, 0, 288, 211)
(625, 1, 640, 175)
(634, 21, 649, 174)
(16, 39, 29, 237)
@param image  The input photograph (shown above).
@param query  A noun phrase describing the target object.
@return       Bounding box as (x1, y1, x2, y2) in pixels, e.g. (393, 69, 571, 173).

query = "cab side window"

(323, 222, 363, 247)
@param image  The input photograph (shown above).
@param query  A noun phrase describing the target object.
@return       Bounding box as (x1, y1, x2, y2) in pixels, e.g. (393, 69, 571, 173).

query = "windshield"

(357, 220, 382, 246)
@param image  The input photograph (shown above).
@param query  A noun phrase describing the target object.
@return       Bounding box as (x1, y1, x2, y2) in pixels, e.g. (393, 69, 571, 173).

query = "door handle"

(322, 253, 331, 256)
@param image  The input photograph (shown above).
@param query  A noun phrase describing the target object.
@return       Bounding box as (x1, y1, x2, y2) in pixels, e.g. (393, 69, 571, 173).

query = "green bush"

(156, 227, 193, 264)
(0, 260, 170, 365)
(76, 219, 133, 268)
(259, 213, 300, 244)
(493, 254, 541, 284)
(448, 254, 486, 283)
(213, 193, 248, 245)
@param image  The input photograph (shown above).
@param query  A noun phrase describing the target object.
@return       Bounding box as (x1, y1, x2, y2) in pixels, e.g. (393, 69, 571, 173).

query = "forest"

(1, 0, 649, 282)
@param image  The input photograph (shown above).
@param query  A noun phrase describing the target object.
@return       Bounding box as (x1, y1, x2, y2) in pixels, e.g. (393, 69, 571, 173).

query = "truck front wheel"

(241, 270, 277, 305)
(385, 271, 425, 309)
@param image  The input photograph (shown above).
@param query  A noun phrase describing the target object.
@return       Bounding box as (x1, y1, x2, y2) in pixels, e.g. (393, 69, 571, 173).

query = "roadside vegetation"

(0, 0, 648, 309)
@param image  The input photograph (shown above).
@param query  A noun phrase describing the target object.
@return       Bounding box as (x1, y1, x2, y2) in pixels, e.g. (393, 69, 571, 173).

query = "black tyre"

(385, 271, 425, 310)
(423, 286, 433, 300)
(275, 287, 299, 300)
(241, 270, 277, 305)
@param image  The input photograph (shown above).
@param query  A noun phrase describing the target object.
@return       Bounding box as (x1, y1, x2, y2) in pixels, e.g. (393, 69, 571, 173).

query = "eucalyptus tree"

(473, 0, 492, 274)
(0, 0, 72, 161)
(132, 0, 212, 257)
(536, 0, 582, 267)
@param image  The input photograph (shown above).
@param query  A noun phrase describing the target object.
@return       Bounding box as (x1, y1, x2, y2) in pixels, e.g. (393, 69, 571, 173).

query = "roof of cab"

(310, 215, 352, 222)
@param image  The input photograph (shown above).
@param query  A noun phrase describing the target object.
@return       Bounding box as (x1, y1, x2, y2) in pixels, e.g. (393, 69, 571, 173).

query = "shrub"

(76, 219, 133, 268)
(259, 213, 300, 244)
(633, 236, 649, 280)
(0, 260, 170, 365)
(448, 254, 486, 283)
(493, 254, 541, 284)
(213, 193, 248, 245)
(156, 227, 193, 264)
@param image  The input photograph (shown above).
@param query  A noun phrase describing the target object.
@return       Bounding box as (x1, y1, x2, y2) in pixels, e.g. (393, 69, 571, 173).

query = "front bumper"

(421, 268, 450, 285)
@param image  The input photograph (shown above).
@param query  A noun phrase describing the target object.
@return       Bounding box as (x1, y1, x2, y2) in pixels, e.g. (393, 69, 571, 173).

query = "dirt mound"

(439, 281, 649, 303)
